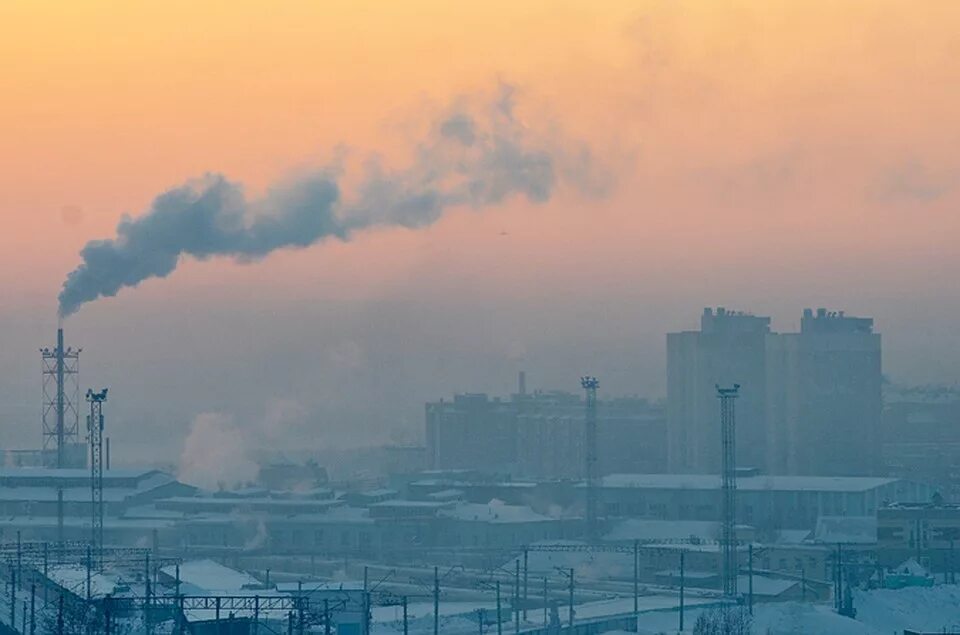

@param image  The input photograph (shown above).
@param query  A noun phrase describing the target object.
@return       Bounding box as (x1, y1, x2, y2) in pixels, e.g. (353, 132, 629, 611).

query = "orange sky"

(1, 1, 959, 455)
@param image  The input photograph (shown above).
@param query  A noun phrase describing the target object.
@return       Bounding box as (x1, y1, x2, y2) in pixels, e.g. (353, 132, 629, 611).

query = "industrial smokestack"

(518, 371, 527, 396)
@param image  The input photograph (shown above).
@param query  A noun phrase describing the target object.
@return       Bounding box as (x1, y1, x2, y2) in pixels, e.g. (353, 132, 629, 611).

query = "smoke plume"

(58, 85, 605, 316)
(177, 413, 259, 490)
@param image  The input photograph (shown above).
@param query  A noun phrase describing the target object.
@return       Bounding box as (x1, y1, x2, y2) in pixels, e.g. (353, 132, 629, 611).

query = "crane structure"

(41, 328, 81, 468)
(580, 376, 600, 542)
(716, 384, 740, 598)
(86, 388, 108, 561)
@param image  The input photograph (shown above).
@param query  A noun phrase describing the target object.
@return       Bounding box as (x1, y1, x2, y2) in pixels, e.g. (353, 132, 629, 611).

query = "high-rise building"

(668, 307, 882, 476)
(793, 308, 881, 475)
(667, 308, 771, 473)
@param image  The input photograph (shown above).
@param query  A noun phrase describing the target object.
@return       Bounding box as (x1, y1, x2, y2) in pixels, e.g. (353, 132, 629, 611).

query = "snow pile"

(854, 585, 960, 633)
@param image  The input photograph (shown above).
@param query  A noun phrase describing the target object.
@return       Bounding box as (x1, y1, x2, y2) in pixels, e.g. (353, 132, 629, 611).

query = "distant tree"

(693, 605, 753, 635)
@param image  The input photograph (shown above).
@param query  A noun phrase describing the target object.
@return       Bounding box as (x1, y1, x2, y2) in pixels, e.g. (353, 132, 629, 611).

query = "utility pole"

(542, 577, 548, 626)
(30, 582, 35, 635)
(403, 596, 408, 635)
(522, 549, 529, 622)
(496, 581, 502, 635)
(514, 559, 520, 633)
(324, 599, 330, 635)
(297, 581, 304, 635)
(568, 568, 574, 629)
(433, 566, 440, 635)
(104, 595, 111, 635)
(950, 537, 956, 584)
(717, 384, 740, 598)
(834, 544, 841, 611)
(9, 565, 15, 630)
(633, 539, 639, 623)
(748, 543, 754, 615)
(144, 553, 152, 634)
(86, 545, 91, 600)
(363, 566, 370, 635)
(679, 551, 685, 633)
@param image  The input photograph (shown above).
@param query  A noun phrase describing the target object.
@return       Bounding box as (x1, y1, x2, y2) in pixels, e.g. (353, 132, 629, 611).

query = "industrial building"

(668, 307, 882, 476)
(667, 308, 772, 474)
(426, 380, 666, 477)
(882, 384, 960, 497)
(877, 501, 960, 574)
(592, 472, 931, 530)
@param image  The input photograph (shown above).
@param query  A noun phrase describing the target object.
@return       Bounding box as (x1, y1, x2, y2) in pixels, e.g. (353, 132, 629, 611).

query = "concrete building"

(516, 393, 666, 478)
(667, 308, 771, 473)
(426, 393, 517, 471)
(427, 386, 666, 478)
(668, 307, 882, 476)
(778, 309, 882, 475)
(877, 502, 960, 575)
(882, 385, 960, 496)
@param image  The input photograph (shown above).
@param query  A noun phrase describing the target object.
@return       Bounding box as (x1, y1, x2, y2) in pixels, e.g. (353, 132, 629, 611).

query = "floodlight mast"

(87, 388, 108, 564)
(581, 376, 600, 541)
(717, 383, 740, 598)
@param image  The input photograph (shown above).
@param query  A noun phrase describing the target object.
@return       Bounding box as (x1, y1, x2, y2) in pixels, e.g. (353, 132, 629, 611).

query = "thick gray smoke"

(58, 87, 602, 316)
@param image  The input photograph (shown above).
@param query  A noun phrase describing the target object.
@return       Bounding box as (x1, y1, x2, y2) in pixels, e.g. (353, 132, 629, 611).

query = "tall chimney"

(518, 371, 527, 397)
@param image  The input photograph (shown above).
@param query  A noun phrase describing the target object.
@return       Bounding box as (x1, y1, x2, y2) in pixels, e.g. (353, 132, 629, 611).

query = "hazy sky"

(1, 1, 959, 463)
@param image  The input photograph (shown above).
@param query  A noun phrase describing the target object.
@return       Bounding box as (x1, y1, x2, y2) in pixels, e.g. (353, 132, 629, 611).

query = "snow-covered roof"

(737, 575, 798, 596)
(161, 559, 261, 594)
(604, 519, 719, 542)
(892, 557, 930, 577)
(276, 580, 364, 593)
(814, 516, 877, 544)
(0, 470, 182, 503)
(427, 489, 464, 500)
(775, 529, 813, 545)
(48, 565, 129, 599)
(369, 500, 449, 508)
(0, 467, 163, 480)
(598, 473, 899, 492)
(439, 502, 553, 524)
(269, 507, 373, 524)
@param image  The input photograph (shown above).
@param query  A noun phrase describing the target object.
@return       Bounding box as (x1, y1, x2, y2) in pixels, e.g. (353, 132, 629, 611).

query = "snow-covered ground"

(373, 585, 960, 634)
(631, 585, 960, 634)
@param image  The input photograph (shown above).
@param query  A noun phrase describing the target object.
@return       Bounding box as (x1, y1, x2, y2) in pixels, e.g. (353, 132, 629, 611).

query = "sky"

(1, 1, 959, 464)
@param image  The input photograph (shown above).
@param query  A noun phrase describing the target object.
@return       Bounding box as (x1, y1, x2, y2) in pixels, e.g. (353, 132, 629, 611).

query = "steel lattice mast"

(581, 376, 599, 541)
(87, 388, 108, 562)
(717, 384, 740, 598)
(41, 328, 81, 467)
